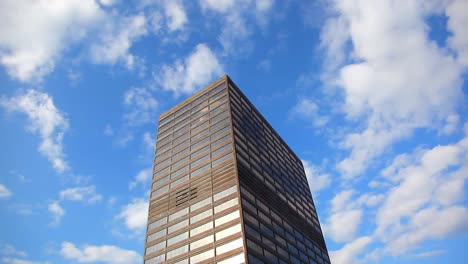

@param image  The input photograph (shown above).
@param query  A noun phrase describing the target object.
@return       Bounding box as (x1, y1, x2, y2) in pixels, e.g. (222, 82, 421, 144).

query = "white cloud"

(0, 245, 27, 258)
(0, 0, 104, 82)
(326, 190, 362, 242)
(60, 242, 141, 264)
(89, 14, 147, 69)
(325, 189, 384, 243)
(59, 186, 102, 204)
(293, 99, 328, 127)
(0, 258, 45, 264)
(158, 43, 223, 96)
(129, 167, 152, 190)
(0, 184, 12, 198)
(446, 0, 468, 67)
(164, 0, 187, 31)
(321, 0, 466, 179)
(411, 249, 447, 258)
(302, 160, 331, 194)
(123, 87, 158, 126)
(199, 0, 235, 12)
(330, 236, 373, 264)
(48, 200, 65, 225)
(103, 124, 114, 136)
(143, 132, 155, 151)
(374, 133, 468, 255)
(117, 198, 148, 233)
(199, 0, 275, 55)
(1, 90, 69, 173)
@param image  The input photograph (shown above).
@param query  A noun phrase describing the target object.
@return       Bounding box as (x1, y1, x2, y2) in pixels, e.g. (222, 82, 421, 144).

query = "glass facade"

(145, 76, 329, 263)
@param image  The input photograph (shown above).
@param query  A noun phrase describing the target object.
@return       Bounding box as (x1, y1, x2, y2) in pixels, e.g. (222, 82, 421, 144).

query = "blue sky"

(0, 0, 467, 263)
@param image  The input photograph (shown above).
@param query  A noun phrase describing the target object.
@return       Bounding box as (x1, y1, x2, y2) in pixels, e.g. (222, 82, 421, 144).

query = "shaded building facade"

(144, 76, 330, 264)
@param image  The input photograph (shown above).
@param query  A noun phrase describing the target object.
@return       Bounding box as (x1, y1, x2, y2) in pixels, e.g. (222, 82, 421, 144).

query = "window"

(146, 240, 165, 255)
(147, 228, 166, 242)
(215, 210, 240, 227)
(148, 217, 167, 231)
(170, 175, 188, 188)
(214, 198, 238, 214)
(153, 175, 169, 189)
(191, 164, 210, 178)
(190, 197, 212, 211)
(169, 207, 189, 222)
(190, 145, 209, 160)
(191, 128, 209, 142)
(190, 234, 214, 250)
(166, 245, 188, 260)
(212, 153, 233, 167)
(190, 221, 213, 237)
(145, 253, 165, 264)
(211, 134, 230, 148)
(152, 185, 169, 197)
(191, 136, 210, 150)
(214, 185, 237, 201)
(217, 253, 245, 264)
(171, 157, 189, 170)
(190, 154, 210, 168)
(212, 143, 231, 157)
(171, 165, 189, 179)
(190, 249, 214, 264)
(154, 166, 170, 178)
(191, 208, 212, 224)
(215, 224, 241, 241)
(168, 219, 188, 233)
(216, 238, 243, 255)
(167, 231, 188, 246)
(211, 125, 230, 139)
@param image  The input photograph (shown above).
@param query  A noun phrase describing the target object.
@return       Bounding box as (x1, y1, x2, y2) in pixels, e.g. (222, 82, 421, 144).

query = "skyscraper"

(144, 75, 330, 264)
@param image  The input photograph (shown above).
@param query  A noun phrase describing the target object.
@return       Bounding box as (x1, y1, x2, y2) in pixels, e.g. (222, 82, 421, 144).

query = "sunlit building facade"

(144, 76, 329, 264)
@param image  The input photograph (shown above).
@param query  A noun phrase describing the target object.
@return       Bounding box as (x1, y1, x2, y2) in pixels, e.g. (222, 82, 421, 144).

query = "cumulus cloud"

(123, 87, 158, 126)
(89, 14, 147, 69)
(117, 198, 148, 233)
(129, 167, 152, 190)
(59, 186, 102, 204)
(0, 90, 69, 173)
(320, 0, 466, 179)
(48, 200, 65, 225)
(61, 242, 141, 264)
(164, 0, 187, 31)
(0, 257, 46, 264)
(446, 0, 468, 67)
(0, 184, 12, 198)
(292, 99, 328, 127)
(330, 236, 372, 264)
(302, 160, 331, 194)
(157, 43, 223, 96)
(199, 0, 275, 55)
(374, 133, 468, 255)
(0, 0, 104, 82)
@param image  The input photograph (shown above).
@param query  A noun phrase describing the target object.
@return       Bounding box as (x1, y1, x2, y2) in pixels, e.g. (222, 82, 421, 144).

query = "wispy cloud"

(59, 186, 102, 204)
(60, 241, 141, 264)
(1, 90, 69, 173)
(157, 43, 223, 96)
(320, 0, 467, 180)
(0, 184, 12, 198)
(48, 200, 65, 226)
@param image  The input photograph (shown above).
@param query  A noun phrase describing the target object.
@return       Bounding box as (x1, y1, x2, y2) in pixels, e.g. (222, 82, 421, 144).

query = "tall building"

(144, 76, 330, 264)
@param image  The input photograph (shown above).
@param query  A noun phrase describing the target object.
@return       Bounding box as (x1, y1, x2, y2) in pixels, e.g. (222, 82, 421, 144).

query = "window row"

(148, 184, 238, 232)
(145, 214, 242, 263)
(151, 152, 234, 197)
(158, 83, 227, 130)
(157, 90, 229, 140)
